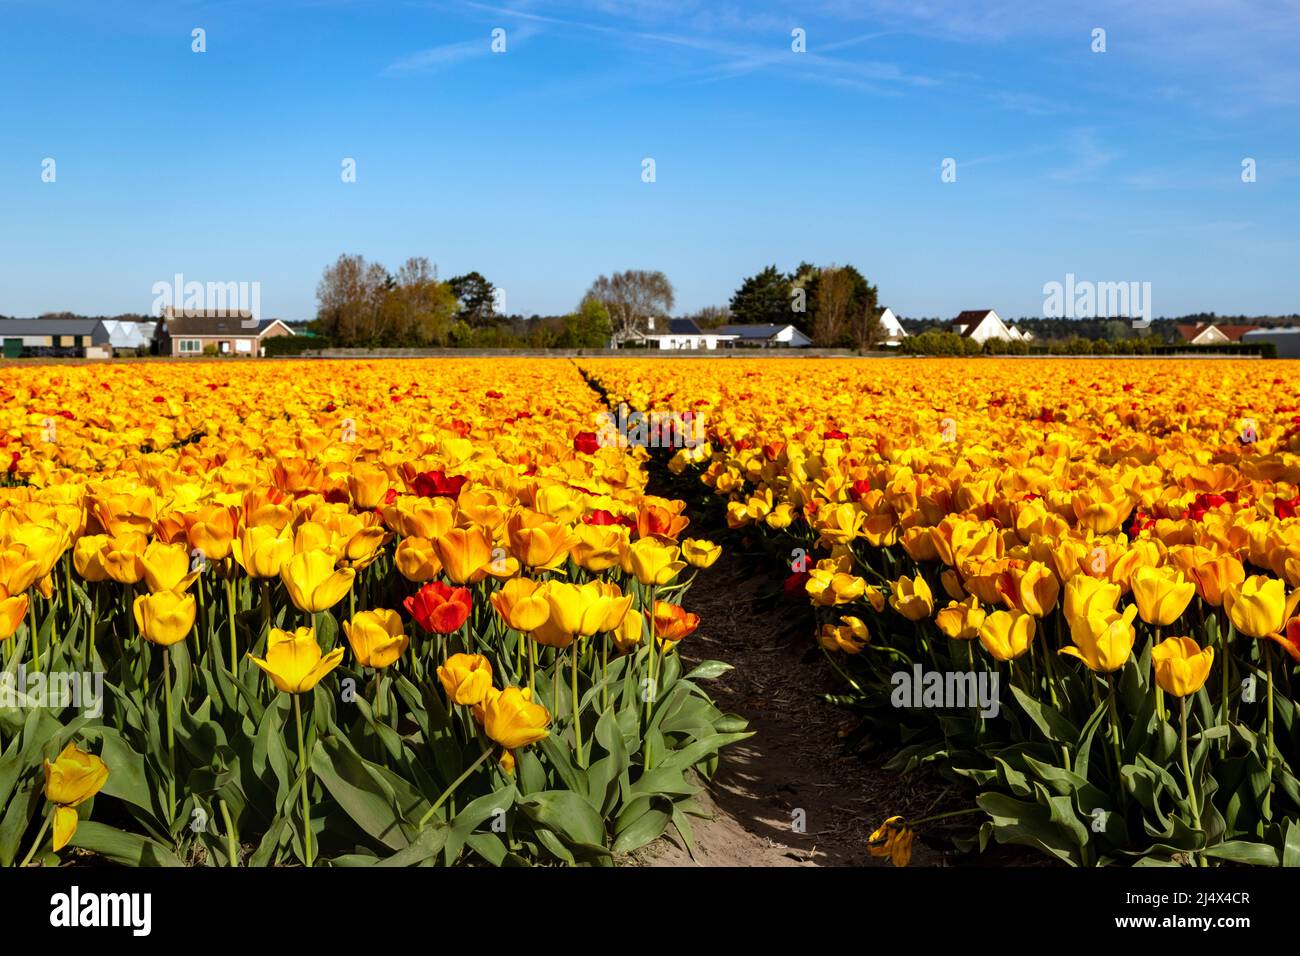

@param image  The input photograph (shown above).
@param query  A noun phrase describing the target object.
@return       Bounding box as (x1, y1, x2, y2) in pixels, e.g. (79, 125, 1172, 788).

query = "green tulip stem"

(419, 746, 493, 829)
(601, 634, 610, 712)
(1179, 697, 1205, 865)
(219, 798, 239, 867)
(571, 647, 584, 767)
(1107, 674, 1124, 771)
(1220, 615, 1231, 754)
(226, 574, 238, 678)
(1265, 641, 1276, 793)
(164, 647, 176, 820)
(18, 807, 54, 867)
(293, 694, 314, 867)
(29, 600, 40, 673)
(528, 636, 537, 695)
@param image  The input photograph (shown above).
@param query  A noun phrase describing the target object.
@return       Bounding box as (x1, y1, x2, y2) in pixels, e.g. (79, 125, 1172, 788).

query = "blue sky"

(1, 0, 1298, 320)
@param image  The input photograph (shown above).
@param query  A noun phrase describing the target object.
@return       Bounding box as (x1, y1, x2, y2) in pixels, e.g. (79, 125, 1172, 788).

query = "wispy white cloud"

(1048, 128, 1120, 182)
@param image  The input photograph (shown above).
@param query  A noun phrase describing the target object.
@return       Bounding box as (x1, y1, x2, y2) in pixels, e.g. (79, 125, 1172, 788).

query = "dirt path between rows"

(628, 549, 953, 867)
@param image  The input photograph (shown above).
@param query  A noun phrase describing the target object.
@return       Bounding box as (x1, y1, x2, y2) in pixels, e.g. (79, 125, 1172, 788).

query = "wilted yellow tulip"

(43, 741, 109, 851)
(1151, 636, 1214, 697)
(280, 550, 356, 613)
(248, 626, 345, 693)
(867, 816, 913, 867)
(437, 653, 494, 706)
(132, 590, 197, 646)
(343, 609, 408, 669)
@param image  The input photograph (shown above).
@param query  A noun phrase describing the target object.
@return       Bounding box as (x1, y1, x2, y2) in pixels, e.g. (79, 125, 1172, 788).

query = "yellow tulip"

(806, 569, 867, 607)
(1131, 565, 1195, 627)
(279, 550, 356, 613)
(612, 611, 644, 654)
(433, 526, 493, 584)
(132, 590, 197, 646)
(437, 653, 494, 706)
(621, 537, 687, 586)
(248, 626, 345, 693)
(0, 589, 29, 641)
(393, 537, 442, 582)
(681, 538, 722, 569)
(232, 524, 294, 578)
(935, 597, 985, 640)
(72, 534, 111, 583)
(343, 609, 408, 669)
(570, 524, 626, 573)
(978, 609, 1035, 661)
(140, 540, 200, 593)
(1224, 575, 1287, 639)
(506, 513, 574, 569)
(482, 686, 551, 750)
(1011, 562, 1059, 617)
(889, 574, 933, 621)
(1151, 636, 1214, 697)
(1060, 604, 1137, 672)
(490, 577, 551, 633)
(100, 533, 148, 586)
(348, 463, 391, 510)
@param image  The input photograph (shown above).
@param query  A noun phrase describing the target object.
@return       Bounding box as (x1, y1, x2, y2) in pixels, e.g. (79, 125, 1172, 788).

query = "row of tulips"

(0, 359, 747, 866)
(580, 357, 1300, 866)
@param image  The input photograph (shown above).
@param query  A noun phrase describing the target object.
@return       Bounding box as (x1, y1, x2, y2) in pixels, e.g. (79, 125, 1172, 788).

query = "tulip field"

(6, 355, 1300, 868)
(582, 357, 1300, 867)
(0, 359, 742, 867)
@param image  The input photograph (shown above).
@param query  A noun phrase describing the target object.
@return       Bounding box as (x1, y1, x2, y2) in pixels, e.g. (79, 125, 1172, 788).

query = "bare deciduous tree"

(585, 270, 675, 338)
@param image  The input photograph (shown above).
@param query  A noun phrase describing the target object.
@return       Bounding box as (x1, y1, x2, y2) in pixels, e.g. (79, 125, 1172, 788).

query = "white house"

(878, 308, 908, 347)
(636, 317, 738, 350)
(952, 309, 1024, 344)
(716, 323, 812, 348)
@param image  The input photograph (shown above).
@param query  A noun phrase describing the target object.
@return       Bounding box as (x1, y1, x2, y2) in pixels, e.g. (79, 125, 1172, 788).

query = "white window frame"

(178, 338, 203, 353)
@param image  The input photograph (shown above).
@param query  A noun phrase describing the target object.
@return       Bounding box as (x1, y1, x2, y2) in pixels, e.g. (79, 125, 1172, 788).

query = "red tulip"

(411, 469, 467, 499)
(404, 581, 472, 634)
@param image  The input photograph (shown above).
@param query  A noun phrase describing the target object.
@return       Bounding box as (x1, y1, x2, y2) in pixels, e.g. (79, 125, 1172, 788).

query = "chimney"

(646, 315, 655, 332)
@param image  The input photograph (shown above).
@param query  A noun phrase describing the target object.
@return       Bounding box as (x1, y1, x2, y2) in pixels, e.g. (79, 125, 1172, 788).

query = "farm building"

(0, 319, 112, 358)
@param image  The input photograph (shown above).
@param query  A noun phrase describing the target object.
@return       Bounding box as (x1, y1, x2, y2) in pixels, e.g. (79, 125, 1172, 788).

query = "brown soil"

(628, 549, 960, 867)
